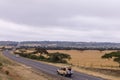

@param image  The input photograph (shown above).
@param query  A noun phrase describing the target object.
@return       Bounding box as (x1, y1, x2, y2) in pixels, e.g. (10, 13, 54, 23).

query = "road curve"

(3, 50, 105, 80)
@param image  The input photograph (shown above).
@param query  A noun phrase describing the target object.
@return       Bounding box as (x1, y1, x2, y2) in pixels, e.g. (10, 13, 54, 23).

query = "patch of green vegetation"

(5, 70, 10, 75)
(102, 51, 120, 67)
(16, 52, 71, 63)
(0, 63, 2, 66)
(15, 48, 71, 63)
(48, 52, 71, 63)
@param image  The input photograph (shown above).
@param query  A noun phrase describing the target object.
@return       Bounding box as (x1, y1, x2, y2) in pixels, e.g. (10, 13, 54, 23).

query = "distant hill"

(0, 41, 18, 46)
(1, 41, 120, 50)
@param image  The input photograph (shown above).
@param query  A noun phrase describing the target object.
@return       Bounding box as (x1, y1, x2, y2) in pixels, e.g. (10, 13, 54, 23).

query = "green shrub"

(5, 70, 9, 75)
(19, 53, 30, 58)
(102, 51, 120, 67)
(0, 62, 3, 70)
(14, 49, 71, 64)
(38, 56, 46, 60)
(29, 54, 38, 59)
(47, 52, 71, 63)
(0, 62, 2, 66)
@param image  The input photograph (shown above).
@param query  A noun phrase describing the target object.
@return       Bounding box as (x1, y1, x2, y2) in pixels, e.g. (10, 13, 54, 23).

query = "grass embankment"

(0, 51, 57, 80)
(0, 51, 16, 80)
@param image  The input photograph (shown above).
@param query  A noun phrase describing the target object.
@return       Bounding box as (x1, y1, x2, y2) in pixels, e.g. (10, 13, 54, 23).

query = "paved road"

(3, 50, 105, 80)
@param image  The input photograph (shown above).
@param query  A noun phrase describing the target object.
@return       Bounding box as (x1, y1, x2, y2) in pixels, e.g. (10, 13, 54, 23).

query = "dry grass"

(48, 50, 119, 69)
(20, 49, 119, 68)
(47, 50, 120, 80)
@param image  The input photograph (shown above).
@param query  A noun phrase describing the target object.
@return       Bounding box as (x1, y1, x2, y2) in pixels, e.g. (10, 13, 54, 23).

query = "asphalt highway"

(3, 50, 105, 80)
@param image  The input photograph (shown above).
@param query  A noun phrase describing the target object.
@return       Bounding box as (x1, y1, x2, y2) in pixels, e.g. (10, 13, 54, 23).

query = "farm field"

(48, 50, 119, 68)
(47, 50, 120, 80)
(13, 49, 120, 80)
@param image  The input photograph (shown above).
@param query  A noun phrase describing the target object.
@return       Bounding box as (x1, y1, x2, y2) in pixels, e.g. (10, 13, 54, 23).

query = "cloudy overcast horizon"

(0, 0, 120, 42)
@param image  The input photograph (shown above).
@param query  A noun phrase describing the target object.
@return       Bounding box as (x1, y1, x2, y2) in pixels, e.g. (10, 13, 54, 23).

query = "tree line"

(17, 46, 120, 50)
(14, 47, 71, 63)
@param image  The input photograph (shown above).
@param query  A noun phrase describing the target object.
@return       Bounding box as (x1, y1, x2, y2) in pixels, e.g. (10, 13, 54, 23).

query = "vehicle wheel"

(67, 74, 72, 77)
(63, 74, 66, 77)
(57, 71, 59, 74)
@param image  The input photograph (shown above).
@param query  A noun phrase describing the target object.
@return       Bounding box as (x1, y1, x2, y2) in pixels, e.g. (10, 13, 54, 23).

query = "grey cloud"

(0, 0, 120, 27)
(0, 0, 120, 42)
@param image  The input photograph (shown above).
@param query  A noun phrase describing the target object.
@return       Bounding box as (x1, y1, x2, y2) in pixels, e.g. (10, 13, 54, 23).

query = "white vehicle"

(57, 66, 73, 77)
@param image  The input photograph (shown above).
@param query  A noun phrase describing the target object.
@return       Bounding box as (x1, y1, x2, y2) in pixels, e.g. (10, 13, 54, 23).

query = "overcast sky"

(0, 0, 120, 42)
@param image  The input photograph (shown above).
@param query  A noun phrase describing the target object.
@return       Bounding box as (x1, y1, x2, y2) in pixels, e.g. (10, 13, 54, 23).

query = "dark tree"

(102, 51, 120, 67)
(48, 52, 71, 63)
(33, 48, 48, 55)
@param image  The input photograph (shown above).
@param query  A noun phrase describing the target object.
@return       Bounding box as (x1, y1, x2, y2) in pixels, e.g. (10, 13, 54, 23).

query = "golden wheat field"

(48, 50, 119, 68)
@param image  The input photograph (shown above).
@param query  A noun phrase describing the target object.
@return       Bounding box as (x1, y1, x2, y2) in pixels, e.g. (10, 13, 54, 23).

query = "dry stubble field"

(48, 50, 120, 80)
(48, 50, 119, 68)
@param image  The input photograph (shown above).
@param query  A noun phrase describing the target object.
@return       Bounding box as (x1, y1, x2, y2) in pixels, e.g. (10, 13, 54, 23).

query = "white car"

(57, 66, 73, 77)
